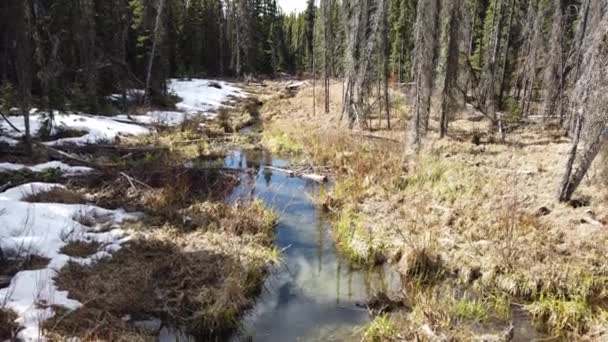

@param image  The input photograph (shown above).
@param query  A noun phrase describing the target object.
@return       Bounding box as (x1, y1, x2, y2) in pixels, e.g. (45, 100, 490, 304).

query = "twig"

(120, 172, 153, 190)
(0, 112, 21, 133)
(352, 133, 402, 144)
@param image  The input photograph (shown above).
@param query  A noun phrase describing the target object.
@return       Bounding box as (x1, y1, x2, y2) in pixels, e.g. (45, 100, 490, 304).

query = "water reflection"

(225, 150, 400, 342)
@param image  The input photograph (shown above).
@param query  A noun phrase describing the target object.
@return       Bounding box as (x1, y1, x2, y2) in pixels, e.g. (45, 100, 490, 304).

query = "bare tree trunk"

(145, 0, 165, 104)
(479, 0, 505, 123)
(440, 0, 462, 139)
(323, 0, 332, 114)
(558, 3, 608, 201)
(497, 0, 516, 109)
(313, 37, 316, 117)
(542, 0, 565, 120)
(15, 0, 34, 152)
(381, 0, 390, 129)
(564, 0, 590, 133)
(343, 0, 385, 129)
(409, 0, 441, 148)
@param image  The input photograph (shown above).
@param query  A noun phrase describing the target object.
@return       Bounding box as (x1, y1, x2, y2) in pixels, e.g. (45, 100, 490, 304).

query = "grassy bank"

(257, 81, 608, 339)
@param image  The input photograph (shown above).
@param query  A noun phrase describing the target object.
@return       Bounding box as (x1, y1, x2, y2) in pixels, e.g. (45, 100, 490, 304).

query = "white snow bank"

(0, 161, 93, 175)
(0, 113, 150, 146)
(169, 79, 246, 115)
(0, 183, 139, 340)
(0, 79, 244, 145)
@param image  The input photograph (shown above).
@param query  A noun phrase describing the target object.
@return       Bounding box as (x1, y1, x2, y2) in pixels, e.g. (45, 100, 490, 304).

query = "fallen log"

(263, 166, 327, 183)
(35, 142, 101, 169)
(264, 166, 295, 176)
(301, 173, 327, 183)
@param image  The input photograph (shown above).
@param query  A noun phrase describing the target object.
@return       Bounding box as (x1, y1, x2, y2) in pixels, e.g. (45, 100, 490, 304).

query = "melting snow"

(0, 161, 93, 175)
(0, 79, 244, 145)
(0, 183, 139, 340)
(169, 79, 246, 115)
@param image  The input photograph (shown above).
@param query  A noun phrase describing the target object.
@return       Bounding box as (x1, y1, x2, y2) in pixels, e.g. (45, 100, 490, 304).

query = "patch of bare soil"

(257, 81, 608, 339)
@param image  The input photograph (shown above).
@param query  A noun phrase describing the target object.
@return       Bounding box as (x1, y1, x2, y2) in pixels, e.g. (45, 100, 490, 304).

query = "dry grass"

(0, 308, 19, 340)
(257, 81, 608, 339)
(45, 200, 278, 340)
(60, 240, 101, 258)
(0, 252, 51, 278)
(24, 187, 86, 204)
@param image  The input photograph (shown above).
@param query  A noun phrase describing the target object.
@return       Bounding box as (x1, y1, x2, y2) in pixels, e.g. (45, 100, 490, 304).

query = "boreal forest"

(1, 0, 608, 341)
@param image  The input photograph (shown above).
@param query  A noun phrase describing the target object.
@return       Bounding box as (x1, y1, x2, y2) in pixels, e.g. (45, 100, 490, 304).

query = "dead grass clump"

(398, 247, 444, 284)
(24, 187, 86, 204)
(184, 200, 277, 238)
(47, 230, 274, 340)
(0, 308, 19, 340)
(60, 240, 101, 258)
(0, 252, 50, 279)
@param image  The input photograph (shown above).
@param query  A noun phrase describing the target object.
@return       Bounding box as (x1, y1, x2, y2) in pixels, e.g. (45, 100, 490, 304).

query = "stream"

(223, 149, 401, 341)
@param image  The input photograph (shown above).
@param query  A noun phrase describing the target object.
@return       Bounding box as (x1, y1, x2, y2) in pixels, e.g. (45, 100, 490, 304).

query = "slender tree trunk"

(381, 0, 390, 129)
(323, 0, 331, 114)
(410, 0, 441, 148)
(15, 0, 34, 152)
(145, 0, 166, 104)
(440, 0, 461, 139)
(497, 0, 516, 109)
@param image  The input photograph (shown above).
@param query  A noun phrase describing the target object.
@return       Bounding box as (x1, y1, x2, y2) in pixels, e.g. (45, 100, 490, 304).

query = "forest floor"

(254, 81, 608, 340)
(0, 80, 279, 340)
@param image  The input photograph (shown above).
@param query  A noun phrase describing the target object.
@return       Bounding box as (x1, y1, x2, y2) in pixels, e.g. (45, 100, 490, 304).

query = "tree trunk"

(409, 0, 441, 148)
(145, 0, 165, 104)
(497, 0, 516, 109)
(440, 0, 461, 139)
(15, 0, 34, 152)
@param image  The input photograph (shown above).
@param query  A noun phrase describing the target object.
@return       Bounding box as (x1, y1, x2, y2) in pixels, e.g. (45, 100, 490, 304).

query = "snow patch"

(0, 183, 139, 340)
(0, 161, 93, 175)
(169, 79, 246, 115)
(0, 79, 244, 145)
(0, 113, 150, 146)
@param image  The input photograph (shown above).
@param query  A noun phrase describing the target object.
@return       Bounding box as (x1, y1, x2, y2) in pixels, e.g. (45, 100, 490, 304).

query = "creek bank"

(0, 79, 279, 340)
(252, 80, 608, 340)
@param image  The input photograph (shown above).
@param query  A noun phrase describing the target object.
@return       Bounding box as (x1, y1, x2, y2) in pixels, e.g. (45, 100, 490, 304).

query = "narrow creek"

(223, 149, 401, 341)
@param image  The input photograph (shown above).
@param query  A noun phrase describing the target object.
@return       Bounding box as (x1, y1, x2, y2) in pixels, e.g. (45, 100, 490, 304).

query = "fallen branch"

(120, 172, 153, 190)
(352, 133, 402, 144)
(0, 112, 22, 133)
(264, 166, 327, 183)
(35, 142, 101, 169)
(264, 166, 295, 176)
(301, 173, 327, 183)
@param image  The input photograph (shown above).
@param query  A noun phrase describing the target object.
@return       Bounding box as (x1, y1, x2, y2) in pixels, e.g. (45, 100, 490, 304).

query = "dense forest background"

(0, 0, 585, 115)
(0, 0, 606, 201)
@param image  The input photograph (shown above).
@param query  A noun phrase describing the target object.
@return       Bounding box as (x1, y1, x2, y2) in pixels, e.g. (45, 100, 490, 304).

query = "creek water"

(223, 149, 401, 341)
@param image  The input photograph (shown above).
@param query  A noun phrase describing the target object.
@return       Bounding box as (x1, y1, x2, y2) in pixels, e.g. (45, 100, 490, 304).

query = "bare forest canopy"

(0, 0, 607, 201)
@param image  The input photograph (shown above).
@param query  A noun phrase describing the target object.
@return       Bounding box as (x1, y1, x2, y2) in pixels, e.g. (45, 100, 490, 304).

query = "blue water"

(224, 149, 400, 342)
